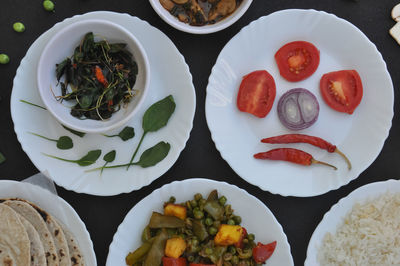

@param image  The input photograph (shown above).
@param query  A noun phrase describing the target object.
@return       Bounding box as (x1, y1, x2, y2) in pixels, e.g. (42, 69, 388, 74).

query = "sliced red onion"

(277, 88, 319, 130)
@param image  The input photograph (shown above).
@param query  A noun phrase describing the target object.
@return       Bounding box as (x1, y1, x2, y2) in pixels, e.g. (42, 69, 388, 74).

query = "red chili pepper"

(94, 65, 108, 87)
(261, 134, 351, 170)
(254, 148, 337, 170)
(162, 257, 187, 266)
(107, 99, 113, 111)
(252, 241, 277, 263)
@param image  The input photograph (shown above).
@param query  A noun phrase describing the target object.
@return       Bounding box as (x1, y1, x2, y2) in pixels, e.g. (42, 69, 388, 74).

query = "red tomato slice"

(275, 41, 320, 82)
(236, 70, 276, 118)
(162, 257, 187, 266)
(252, 241, 277, 263)
(319, 70, 363, 114)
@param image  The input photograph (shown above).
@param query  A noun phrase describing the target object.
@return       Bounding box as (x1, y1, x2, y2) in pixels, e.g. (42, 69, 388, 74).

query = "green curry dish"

(125, 190, 274, 266)
(55, 32, 138, 121)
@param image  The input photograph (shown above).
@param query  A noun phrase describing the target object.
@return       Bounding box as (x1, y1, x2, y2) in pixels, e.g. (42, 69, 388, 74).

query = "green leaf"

(79, 94, 93, 109)
(82, 32, 94, 53)
(103, 150, 116, 163)
(135, 141, 170, 168)
(56, 136, 73, 150)
(142, 95, 176, 133)
(56, 58, 70, 82)
(62, 125, 86, 137)
(119, 126, 135, 141)
(0, 152, 5, 164)
(43, 149, 101, 166)
(77, 150, 102, 166)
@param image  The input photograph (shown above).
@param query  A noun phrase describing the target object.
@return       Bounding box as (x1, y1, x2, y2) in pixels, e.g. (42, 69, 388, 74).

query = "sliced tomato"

(162, 257, 187, 266)
(252, 241, 277, 263)
(275, 41, 320, 82)
(319, 70, 363, 114)
(236, 70, 276, 118)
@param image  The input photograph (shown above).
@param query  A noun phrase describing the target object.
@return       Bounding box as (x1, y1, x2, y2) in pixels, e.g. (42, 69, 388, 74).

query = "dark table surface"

(1, 0, 399, 265)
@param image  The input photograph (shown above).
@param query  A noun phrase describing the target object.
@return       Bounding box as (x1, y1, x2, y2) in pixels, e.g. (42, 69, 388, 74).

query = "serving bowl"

(37, 19, 150, 133)
(149, 0, 253, 34)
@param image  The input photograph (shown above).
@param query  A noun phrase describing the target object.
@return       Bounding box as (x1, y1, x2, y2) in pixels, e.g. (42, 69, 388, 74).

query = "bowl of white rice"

(305, 179, 400, 266)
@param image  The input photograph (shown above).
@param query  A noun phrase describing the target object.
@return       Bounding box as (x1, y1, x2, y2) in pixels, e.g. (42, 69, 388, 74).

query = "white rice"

(318, 192, 400, 266)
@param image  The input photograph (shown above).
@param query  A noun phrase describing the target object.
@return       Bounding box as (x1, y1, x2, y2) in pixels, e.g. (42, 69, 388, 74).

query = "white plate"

(205, 9, 393, 197)
(10, 11, 196, 196)
(106, 178, 293, 265)
(0, 180, 96, 265)
(305, 179, 400, 265)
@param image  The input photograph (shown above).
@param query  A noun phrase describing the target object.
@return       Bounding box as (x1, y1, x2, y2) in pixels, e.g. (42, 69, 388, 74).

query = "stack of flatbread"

(0, 198, 84, 266)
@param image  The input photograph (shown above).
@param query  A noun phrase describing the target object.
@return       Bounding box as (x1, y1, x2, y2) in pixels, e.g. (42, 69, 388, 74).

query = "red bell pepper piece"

(162, 257, 187, 266)
(252, 241, 277, 263)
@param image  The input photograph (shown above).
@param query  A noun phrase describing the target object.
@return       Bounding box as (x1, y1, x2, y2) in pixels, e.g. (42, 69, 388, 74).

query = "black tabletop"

(1, 0, 399, 265)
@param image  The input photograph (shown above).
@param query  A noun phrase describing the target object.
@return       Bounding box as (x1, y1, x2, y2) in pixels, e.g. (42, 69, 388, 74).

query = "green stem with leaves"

(127, 131, 147, 170)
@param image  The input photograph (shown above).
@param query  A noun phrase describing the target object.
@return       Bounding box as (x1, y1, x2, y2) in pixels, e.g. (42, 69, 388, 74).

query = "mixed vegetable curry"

(126, 190, 276, 266)
(159, 0, 243, 26)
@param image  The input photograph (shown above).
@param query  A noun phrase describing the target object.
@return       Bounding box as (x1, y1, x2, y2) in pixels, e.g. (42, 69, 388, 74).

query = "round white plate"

(106, 178, 293, 265)
(205, 9, 393, 197)
(305, 179, 400, 265)
(10, 11, 196, 196)
(0, 180, 96, 265)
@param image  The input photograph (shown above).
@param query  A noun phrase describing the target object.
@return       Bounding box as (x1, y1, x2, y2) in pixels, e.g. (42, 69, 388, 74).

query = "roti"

(3, 200, 59, 266)
(0, 203, 30, 266)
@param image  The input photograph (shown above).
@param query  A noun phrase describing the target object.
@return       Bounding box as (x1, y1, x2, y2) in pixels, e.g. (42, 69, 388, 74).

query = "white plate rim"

(205, 8, 394, 197)
(304, 179, 400, 265)
(10, 11, 196, 196)
(0, 179, 96, 265)
(106, 178, 294, 265)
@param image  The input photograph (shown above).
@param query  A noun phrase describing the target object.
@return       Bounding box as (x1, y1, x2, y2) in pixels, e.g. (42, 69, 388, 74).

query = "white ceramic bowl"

(37, 19, 150, 133)
(149, 0, 253, 34)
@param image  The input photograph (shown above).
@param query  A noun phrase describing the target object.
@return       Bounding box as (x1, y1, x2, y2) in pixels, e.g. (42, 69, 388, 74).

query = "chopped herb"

(20, 99, 47, 110)
(55, 32, 138, 121)
(103, 126, 135, 141)
(127, 95, 175, 169)
(61, 125, 85, 137)
(0, 152, 5, 164)
(87, 142, 170, 172)
(44, 150, 101, 166)
(29, 132, 73, 150)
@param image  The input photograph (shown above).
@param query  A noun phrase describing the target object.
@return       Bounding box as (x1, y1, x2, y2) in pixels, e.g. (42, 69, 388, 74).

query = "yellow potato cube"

(165, 237, 187, 258)
(214, 224, 243, 246)
(164, 203, 187, 220)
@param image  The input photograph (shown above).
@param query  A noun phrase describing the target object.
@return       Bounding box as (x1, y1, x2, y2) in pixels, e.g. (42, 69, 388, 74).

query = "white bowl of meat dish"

(149, 0, 253, 34)
(37, 19, 150, 133)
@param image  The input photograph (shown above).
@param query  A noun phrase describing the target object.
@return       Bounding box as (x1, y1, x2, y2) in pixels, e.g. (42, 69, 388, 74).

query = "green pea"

(208, 226, 217, 235)
(219, 196, 227, 205)
(247, 233, 255, 241)
(43, 0, 55, 12)
(13, 22, 25, 33)
(188, 255, 195, 262)
(233, 215, 242, 224)
(227, 219, 235, 225)
(194, 193, 202, 201)
(0, 54, 10, 64)
(193, 210, 204, 220)
(190, 199, 198, 208)
(232, 255, 239, 264)
(169, 196, 176, 203)
(205, 217, 213, 226)
(192, 238, 199, 247)
(205, 247, 213, 255)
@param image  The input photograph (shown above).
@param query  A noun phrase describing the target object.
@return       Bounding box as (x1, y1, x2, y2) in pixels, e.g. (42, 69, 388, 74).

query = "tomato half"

(319, 70, 363, 114)
(275, 41, 320, 82)
(236, 70, 276, 118)
(252, 241, 277, 263)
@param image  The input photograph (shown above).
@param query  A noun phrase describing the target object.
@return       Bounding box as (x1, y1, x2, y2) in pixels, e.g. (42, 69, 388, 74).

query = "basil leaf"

(104, 150, 116, 163)
(56, 136, 73, 150)
(135, 141, 170, 168)
(77, 150, 101, 166)
(118, 126, 135, 141)
(142, 95, 176, 133)
(62, 125, 86, 137)
(0, 152, 5, 164)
